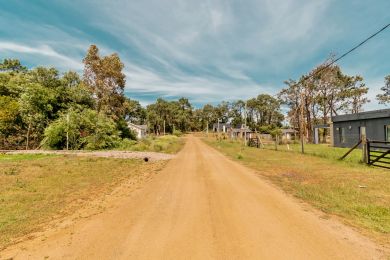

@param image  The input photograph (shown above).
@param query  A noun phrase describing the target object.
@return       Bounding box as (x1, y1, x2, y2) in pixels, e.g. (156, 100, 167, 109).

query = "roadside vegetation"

(0, 49, 192, 151)
(260, 142, 363, 164)
(117, 135, 185, 154)
(0, 154, 166, 248)
(3, 50, 389, 151)
(204, 137, 390, 245)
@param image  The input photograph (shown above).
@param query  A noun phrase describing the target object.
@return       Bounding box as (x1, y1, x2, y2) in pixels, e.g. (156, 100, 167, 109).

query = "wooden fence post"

(275, 135, 278, 151)
(362, 137, 367, 164)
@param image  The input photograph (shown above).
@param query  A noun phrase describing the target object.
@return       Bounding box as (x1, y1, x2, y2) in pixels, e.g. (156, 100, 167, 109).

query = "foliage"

(42, 108, 121, 150)
(116, 135, 184, 154)
(0, 59, 26, 72)
(146, 98, 193, 134)
(0, 49, 136, 150)
(279, 58, 370, 143)
(245, 94, 284, 129)
(0, 49, 380, 149)
(83, 45, 126, 120)
(83, 112, 121, 150)
(124, 98, 146, 124)
(172, 129, 183, 137)
(19, 83, 56, 149)
(376, 75, 390, 105)
(116, 118, 137, 140)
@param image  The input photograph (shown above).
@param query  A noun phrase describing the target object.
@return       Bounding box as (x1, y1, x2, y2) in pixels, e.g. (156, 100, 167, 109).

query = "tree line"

(0, 45, 285, 150)
(0, 47, 388, 149)
(279, 57, 389, 143)
(0, 46, 139, 150)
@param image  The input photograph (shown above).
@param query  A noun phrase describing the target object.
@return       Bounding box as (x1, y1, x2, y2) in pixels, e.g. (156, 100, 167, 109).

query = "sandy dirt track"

(1, 136, 384, 259)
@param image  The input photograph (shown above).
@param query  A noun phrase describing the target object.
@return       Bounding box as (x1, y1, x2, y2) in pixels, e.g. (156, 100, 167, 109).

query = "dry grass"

(0, 154, 166, 248)
(117, 135, 185, 154)
(204, 137, 390, 246)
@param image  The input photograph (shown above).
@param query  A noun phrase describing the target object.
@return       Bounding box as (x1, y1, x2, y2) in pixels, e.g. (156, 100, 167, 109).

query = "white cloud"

(1, 0, 387, 110)
(0, 42, 83, 70)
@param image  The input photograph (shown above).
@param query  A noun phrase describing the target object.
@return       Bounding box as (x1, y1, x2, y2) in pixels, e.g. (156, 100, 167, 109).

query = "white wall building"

(128, 122, 148, 139)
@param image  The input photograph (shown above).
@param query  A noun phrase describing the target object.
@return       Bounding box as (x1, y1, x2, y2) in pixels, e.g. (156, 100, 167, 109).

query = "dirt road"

(1, 136, 383, 259)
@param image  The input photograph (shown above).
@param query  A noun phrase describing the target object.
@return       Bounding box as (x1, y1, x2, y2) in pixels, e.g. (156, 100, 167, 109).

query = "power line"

(290, 22, 389, 153)
(296, 22, 390, 83)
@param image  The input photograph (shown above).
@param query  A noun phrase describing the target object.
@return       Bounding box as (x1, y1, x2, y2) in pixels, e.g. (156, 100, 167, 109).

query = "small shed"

(231, 126, 252, 139)
(128, 122, 148, 139)
(331, 109, 390, 148)
(281, 129, 297, 141)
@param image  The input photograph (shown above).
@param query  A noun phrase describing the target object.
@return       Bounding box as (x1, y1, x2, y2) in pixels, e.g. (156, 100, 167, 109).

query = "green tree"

(230, 100, 245, 127)
(343, 75, 369, 114)
(43, 108, 121, 150)
(124, 98, 146, 124)
(174, 97, 193, 132)
(19, 83, 55, 149)
(83, 45, 126, 120)
(376, 75, 390, 105)
(0, 96, 22, 148)
(0, 59, 27, 72)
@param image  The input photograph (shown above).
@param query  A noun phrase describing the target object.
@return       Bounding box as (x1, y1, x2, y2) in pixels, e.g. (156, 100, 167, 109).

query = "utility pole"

(300, 91, 305, 154)
(244, 101, 247, 146)
(66, 113, 69, 151)
(163, 120, 166, 135)
(206, 121, 209, 136)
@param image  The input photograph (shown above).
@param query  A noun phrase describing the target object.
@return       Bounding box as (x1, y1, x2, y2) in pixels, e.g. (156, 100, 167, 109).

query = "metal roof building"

(331, 109, 390, 148)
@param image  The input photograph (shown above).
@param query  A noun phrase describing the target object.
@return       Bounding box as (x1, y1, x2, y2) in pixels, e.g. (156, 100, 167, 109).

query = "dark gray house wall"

(332, 109, 390, 148)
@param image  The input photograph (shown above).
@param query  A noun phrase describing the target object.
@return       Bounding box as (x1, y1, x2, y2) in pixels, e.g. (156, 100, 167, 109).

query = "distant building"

(230, 124, 252, 139)
(128, 122, 148, 139)
(281, 129, 297, 141)
(331, 109, 390, 148)
(212, 123, 231, 133)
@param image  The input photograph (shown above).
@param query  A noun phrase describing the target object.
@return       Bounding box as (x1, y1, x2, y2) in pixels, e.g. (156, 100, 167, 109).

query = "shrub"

(42, 108, 120, 150)
(173, 129, 182, 137)
(116, 139, 138, 150)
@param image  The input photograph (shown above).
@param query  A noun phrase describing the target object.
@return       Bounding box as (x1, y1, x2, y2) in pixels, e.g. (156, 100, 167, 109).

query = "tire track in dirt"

(0, 135, 385, 259)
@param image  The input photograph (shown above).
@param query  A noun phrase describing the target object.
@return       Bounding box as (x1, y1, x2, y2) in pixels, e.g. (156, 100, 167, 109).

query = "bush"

(116, 139, 138, 150)
(42, 108, 120, 150)
(116, 118, 137, 140)
(172, 129, 182, 137)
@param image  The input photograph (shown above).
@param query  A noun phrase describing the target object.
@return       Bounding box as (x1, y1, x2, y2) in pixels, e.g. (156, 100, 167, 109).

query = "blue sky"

(0, 0, 389, 109)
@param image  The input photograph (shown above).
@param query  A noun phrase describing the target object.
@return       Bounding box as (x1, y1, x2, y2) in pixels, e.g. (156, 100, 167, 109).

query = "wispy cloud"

(0, 42, 83, 70)
(0, 0, 389, 108)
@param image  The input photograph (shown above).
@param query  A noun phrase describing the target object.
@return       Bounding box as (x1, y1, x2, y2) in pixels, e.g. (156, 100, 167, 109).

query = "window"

(386, 125, 390, 142)
(339, 127, 346, 143)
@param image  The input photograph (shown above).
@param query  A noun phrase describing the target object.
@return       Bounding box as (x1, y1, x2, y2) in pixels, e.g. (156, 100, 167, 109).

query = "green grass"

(117, 135, 185, 154)
(204, 137, 390, 245)
(0, 154, 166, 248)
(0, 153, 60, 162)
(261, 142, 364, 164)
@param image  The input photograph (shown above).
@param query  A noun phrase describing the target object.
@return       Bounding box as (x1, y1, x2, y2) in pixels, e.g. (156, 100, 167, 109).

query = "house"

(281, 129, 297, 141)
(212, 123, 231, 133)
(128, 122, 148, 139)
(230, 124, 252, 139)
(331, 108, 390, 148)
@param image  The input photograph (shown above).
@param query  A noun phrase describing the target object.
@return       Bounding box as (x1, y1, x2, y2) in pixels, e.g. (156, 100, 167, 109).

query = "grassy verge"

(204, 137, 390, 246)
(261, 142, 364, 164)
(0, 154, 166, 248)
(117, 135, 184, 154)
